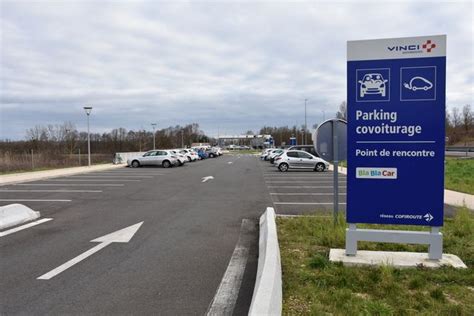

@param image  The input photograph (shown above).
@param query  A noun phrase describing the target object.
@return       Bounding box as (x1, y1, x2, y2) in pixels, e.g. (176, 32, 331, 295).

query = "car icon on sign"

(403, 76, 433, 91)
(358, 73, 388, 98)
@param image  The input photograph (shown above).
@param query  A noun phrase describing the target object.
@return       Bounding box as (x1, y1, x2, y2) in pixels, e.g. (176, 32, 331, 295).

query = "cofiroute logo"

(387, 40, 436, 54)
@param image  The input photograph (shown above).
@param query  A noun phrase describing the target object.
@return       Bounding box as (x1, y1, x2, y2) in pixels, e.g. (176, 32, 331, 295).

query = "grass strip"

(445, 158, 474, 195)
(278, 208, 474, 315)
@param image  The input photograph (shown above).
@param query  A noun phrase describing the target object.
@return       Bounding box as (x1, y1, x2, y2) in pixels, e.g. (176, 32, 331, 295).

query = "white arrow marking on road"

(228, 162, 233, 164)
(37, 222, 143, 280)
(201, 176, 214, 183)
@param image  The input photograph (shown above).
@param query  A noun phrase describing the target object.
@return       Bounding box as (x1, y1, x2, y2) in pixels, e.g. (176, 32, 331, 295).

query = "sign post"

(346, 35, 446, 259)
(315, 119, 347, 223)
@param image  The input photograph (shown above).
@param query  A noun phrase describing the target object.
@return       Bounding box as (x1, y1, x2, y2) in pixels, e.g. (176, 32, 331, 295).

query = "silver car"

(274, 150, 329, 172)
(127, 150, 178, 168)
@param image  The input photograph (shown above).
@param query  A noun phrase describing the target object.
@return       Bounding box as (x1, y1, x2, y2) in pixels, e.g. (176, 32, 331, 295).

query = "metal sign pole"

(333, 120, 339, 223)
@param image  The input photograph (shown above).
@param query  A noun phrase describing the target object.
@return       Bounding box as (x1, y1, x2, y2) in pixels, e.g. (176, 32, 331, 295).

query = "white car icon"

(358, 73, 388, 98)
(403, 76, 433, 91)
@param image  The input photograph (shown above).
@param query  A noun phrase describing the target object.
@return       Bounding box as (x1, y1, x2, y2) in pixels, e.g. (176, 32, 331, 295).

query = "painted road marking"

(0, 218, 53, 237)
(0, 189, 102, 193)
(68, 176, 153, 178)
(206, 219, 254, 316)
(273, 202, 347, 205)
(267, 186, 346, 188)
(0, 199, 71, 202)
(202, 176, 214, 183)
(44, 179, 140, 182)
(15, 184, 124, 187)
(37, 222, 143, 280)
(265, 181, 346, 183)
(270, 193, 347, 195)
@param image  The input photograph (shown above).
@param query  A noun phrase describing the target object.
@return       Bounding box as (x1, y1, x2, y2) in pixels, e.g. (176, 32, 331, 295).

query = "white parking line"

(15, 184, 124, 187)
(0, 199, 71, 202)
(267, 186, 346, 188)
(273, 202, 347, 205)
(0, 218, 53, 237)
(265, 181, 345, 183)
(44, 179, 140, 182)
(206, 219, 254, 315)
(68, 176, 153, 179)
(270, 193, 347, 195)
(0, 189, 102, 193)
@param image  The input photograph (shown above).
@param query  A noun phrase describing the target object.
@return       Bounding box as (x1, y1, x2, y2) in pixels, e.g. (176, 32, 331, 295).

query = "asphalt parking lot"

(0, 153, 460, 314)
(0, 154, 270, 315)
(259, 159, 346, 215)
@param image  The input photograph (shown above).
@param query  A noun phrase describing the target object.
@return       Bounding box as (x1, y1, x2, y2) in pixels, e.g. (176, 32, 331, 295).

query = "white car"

(169, 150, 187, 166)
(274, 150, 329, 172)
(127, 150, 179, 168)
(179, 149, 198, 162)
(359, 73, 388, 97)
(260, 149, 273, 160)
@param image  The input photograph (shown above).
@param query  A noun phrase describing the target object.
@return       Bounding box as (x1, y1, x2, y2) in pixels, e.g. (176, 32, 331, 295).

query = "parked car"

(260, 148, 273, 160)
(169, 150, 187, 166)
(288, 145, 319, 157)
(179, 149, 198, 162)
(269, 149, 285, 163)
(206, 147, 220, 158)
(262, 149, 279, 161)
(127, 150, 178, 168)
(274, 150, 329, 172)
(197, 149, 208, 159)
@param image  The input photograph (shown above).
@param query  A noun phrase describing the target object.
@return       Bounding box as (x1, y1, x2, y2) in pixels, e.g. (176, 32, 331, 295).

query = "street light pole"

(83, 106, 93, 166)
(151, 123, 157, 150)
(304, 98, 308, 145)
(181, 129, 184, 148)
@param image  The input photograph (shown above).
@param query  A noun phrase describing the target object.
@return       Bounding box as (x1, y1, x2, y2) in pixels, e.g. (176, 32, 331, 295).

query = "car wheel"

(315, 163, 325, 172)
(162, 160, 171, 168)
(131, 160, 140, 168)
(278, 163, 289, 172)
(187, 156, 192, 162)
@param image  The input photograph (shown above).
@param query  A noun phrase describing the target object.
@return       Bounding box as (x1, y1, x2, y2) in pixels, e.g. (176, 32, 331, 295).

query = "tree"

(462, 104, 473, 135)
(336, 101, 347, 120)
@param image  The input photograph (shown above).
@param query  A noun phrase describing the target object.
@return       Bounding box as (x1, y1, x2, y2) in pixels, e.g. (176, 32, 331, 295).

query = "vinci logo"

(387, 40, 436, 54)
(356, 167, 397, 179)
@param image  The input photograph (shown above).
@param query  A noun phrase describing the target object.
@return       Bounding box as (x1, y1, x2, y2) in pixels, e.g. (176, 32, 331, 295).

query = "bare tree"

(336, 101, 347, 120)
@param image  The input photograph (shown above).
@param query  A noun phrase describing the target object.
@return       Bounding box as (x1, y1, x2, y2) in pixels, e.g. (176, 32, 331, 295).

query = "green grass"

(278, 208, 474, 315)
(445, 158, 474, 195)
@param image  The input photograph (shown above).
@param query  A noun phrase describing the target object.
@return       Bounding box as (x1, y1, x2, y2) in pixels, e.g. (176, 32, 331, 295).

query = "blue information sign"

(347, 35, 446, 226)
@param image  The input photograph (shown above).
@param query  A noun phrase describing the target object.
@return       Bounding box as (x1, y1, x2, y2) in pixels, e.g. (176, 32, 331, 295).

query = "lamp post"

(151, 123, 157, 150)
(304, 98, 308, 145)
(83, 106, 93, 166)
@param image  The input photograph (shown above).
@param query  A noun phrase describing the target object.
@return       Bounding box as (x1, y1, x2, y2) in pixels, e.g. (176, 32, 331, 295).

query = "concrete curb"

(329, 164, 474, 209)
(0, 204, 40, 230)
(249, 207, 282, 316)
(0, 164, 125, 186)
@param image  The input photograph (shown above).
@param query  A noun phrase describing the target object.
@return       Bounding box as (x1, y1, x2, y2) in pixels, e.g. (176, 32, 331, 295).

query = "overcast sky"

(1, 0, 473, 140)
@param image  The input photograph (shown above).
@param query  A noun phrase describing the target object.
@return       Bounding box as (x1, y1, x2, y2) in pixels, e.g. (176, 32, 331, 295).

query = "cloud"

(1, 0, 472, 139)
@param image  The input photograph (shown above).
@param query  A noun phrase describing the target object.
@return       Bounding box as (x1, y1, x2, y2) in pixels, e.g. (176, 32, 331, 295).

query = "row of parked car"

(261, 145, 330, 172)
(127, 147, 223, 168)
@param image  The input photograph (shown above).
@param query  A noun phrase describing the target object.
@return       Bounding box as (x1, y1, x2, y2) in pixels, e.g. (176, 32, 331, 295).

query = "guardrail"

(249, 207, 282, 316)
(446, 146, 474, 152)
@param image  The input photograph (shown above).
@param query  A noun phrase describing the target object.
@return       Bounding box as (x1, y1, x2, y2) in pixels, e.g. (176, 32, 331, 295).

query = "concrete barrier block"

(249, 207, 282, 316)
(0, 204, 40, 230)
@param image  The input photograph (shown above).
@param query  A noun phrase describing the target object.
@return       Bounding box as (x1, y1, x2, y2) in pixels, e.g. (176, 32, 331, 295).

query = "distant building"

(217, 135, 273, 149)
